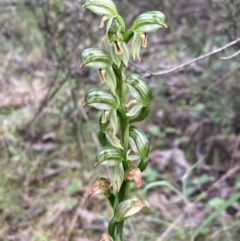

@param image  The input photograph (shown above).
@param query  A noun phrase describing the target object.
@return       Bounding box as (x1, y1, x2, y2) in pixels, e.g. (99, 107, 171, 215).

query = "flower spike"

(82, 2, 167, 240)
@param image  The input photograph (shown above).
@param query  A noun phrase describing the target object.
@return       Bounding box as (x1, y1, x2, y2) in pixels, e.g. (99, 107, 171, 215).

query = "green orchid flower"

(131, 11, 167, 60)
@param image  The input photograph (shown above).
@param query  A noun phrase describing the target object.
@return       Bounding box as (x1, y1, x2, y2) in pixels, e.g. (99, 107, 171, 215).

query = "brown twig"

(138, 37, 240, 77)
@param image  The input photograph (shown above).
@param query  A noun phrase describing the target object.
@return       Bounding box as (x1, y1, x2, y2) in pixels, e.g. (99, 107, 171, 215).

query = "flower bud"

(126, 74, 152, 106)
(114, 196, 145, 222)
(100, 232, 113, 241)
(84, 89, 119, 110)
(129, 126, 149, 159)
(80, 48, 112, 69)
(124, 166, 142, 188)
(102, 14, 125, 42)
(89, 178, 112, 197)
(106, 18, 129, 66)
(95, 146, 123, 166)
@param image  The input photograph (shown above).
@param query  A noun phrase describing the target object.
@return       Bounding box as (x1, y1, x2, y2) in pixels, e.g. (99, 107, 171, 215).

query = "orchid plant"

(80, 1, 167, 240)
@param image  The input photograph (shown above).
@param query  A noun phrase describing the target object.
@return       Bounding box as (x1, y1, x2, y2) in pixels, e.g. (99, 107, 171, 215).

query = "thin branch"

(141, 37, 240, 77)
(129, 61, 153, 75)
(220, 49, 240, 60)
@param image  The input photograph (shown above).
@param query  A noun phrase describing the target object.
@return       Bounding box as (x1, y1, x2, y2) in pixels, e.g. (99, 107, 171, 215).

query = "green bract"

(84, 89, 119, 110)
(129, 126, 149, 159)
(80, 48, 112, 69)
(96, 146, 123, 166)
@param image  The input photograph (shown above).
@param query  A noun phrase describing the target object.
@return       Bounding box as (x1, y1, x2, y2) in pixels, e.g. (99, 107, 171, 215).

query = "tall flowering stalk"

(81, 1, 167, 240)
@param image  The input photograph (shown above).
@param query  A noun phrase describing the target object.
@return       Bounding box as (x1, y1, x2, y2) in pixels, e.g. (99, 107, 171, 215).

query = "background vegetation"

(0, 0, 240, 240)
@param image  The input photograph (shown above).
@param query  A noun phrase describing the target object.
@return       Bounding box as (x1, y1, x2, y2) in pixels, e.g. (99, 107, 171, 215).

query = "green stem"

(108, 194, 115, 208)
(114, 61, 131, 241)
(117, 221, 124, 241)
(108, 218, 117, 240)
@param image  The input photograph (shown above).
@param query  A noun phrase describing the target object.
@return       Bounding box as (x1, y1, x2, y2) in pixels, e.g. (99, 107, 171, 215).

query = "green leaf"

(67, 182, 79, 195)
(65, 198, 78, 209)
(84, 89, 119, 110)
(142, 181, 188, 205)
(193, 192, 240, 239)
(185, 186, 195, 196)
(192, 174, 209, 186)
(206, 197, 224, 208)
(129, 126, 149, 158)
(96, 146, 123, 166)
(142, 169, 158, 182)
(148, 124, 160, 136)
